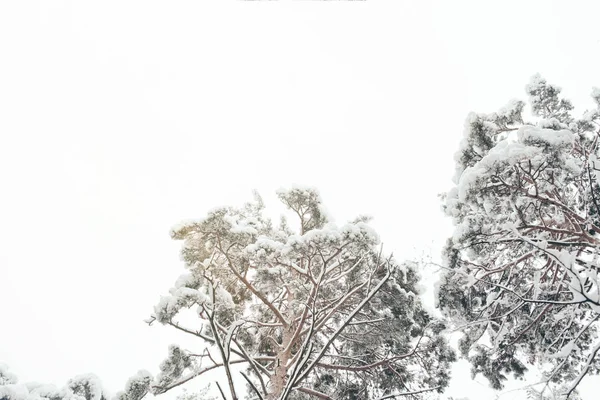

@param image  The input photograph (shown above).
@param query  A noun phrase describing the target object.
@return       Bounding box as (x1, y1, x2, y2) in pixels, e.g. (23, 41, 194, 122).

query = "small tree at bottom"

(0, 363, 110, 400)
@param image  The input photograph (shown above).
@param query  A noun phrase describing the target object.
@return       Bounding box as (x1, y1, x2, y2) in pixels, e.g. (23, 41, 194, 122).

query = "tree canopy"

(439, 75, 600, 398)
(145, 187, 455, 400)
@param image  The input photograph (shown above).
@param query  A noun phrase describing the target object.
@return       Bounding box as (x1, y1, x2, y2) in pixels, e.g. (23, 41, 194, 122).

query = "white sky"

(2, 1, 600, 399)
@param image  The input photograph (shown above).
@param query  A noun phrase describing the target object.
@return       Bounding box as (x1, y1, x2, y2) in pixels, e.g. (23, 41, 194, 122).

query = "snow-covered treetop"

(0, 366, 109, 400)
(440, 74, 600, 398)
(144, 187, 455, 400)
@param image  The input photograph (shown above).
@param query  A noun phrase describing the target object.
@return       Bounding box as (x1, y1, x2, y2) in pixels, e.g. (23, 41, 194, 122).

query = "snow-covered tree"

(0, 364, 18, 387)
(439, 75, 600, 398)
(146, 188, 455, 400)
(0, 363, 109, 400)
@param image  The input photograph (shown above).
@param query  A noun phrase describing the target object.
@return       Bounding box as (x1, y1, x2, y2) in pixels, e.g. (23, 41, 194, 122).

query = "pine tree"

(143, 187, 455, 399)
(439, 75, 600, 398)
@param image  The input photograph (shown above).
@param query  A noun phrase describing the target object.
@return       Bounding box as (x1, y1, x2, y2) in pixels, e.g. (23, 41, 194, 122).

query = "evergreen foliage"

(146, 188, 455, 399)
(440, 75, 600, 399)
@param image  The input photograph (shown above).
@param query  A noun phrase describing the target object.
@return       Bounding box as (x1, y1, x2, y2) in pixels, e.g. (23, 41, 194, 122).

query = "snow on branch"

(440, 74, 600, 397)
(144, 188, 454, 399)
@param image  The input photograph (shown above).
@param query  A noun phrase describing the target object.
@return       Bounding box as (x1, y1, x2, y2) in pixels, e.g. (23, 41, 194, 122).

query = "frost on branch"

(153, 287, 207, 324)
(153, 345, 194, 393)
(440, 74, 600, 398)
(454, 98, 525, 181)
(67, 375, 108, 400)
(113, 370, 152, 400)
(526, 74, 574, 123)
(146, 187, 455, 400)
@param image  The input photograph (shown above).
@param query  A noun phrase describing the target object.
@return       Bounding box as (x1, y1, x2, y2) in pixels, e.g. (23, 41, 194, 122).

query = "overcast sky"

(2, 1, 600, 399)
